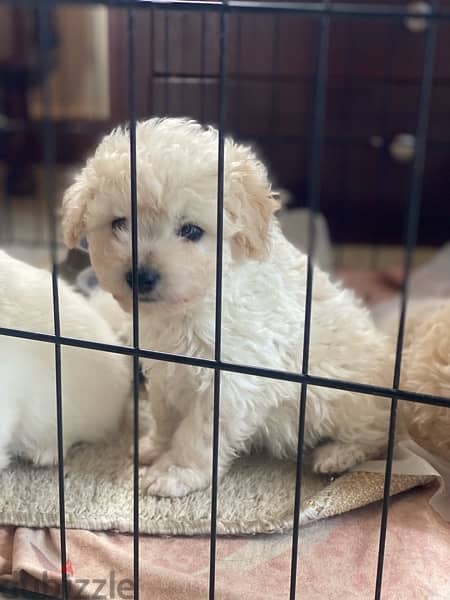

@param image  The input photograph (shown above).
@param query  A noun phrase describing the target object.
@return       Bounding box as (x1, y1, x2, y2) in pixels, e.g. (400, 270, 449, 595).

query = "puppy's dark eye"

(112, 217, 128, 232)
(178, 223, 204, 242)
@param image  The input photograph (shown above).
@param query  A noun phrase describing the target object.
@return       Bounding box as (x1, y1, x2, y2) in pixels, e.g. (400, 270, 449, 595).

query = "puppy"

(377, 299, 450, 460)
(0, 251, 130, 468)
(62, 117, 394, 497)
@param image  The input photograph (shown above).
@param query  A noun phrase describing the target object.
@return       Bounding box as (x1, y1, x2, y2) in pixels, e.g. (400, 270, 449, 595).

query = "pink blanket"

(0, 484, 448, 599)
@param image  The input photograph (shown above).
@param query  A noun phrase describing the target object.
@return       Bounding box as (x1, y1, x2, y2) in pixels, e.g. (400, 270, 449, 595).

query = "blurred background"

(1, 1, 450, 297)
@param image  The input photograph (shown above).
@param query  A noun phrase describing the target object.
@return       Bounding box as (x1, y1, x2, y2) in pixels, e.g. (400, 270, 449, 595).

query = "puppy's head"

(62, 118, 279, 314)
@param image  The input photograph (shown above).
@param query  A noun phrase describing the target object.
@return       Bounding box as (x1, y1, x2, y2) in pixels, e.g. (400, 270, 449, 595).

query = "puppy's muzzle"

(125, 267, 160, 298)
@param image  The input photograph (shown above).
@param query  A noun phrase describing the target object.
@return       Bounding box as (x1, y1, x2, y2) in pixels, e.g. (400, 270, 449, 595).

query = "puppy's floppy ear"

(226, 143, 280, 260)
(61, 170, 92, 249)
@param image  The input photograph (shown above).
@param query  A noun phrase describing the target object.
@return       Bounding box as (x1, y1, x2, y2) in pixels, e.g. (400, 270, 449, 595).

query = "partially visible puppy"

(0, 250, 130, 468)
(62, 117, 396, 497)
(378, 299, 450, 460)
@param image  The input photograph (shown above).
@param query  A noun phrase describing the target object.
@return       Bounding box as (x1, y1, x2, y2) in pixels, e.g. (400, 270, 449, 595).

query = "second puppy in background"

(62, 117, 396, 497)
(378, 299, 450, 460)
(0, 251, 130, 469)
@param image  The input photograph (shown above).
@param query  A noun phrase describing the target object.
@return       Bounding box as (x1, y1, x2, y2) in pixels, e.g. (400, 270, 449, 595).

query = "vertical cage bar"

(289, 8, 330, 599)
(269, 14, 280, 153)
(209, 3, 227, 599)
(181, 13, 187, 106)
(150, 7, 155, 118)
(370, 30, 397, 269)
(200, 11, 206, 122)
(374, 6, 437, 599)
(334, 18, 354, 270)
(164, 12, 170, 113)
(127, 7, 141, 600)
(37, 4, 68, 599)
(235, 13, 242, 133)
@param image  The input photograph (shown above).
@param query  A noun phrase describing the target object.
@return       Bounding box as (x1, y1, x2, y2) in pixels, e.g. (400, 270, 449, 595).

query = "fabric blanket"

(0, 484, 448, 599)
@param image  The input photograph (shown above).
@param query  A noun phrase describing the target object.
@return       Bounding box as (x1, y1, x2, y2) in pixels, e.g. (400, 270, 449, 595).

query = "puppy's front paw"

(313, 441, 369, 475)
(141, 457, 210, 497)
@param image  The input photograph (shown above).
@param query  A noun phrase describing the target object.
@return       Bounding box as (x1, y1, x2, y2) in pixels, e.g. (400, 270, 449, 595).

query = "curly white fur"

(62, 117, 395, 497)
(0, 251, 130, 468)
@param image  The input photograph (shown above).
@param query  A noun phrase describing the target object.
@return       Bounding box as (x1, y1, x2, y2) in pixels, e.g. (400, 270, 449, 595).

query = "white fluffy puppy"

(0, 251, 130, 468)
(62, 117, 393, 497)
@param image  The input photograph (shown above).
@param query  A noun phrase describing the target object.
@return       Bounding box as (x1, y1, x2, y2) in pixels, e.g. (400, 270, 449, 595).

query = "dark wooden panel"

(151, 5, 450, 82)
(328, 18, 427, 81)
(429, 84, 450, 141)
(265, 140, 307, 185)
(153, 10, 220, 76)
(275, 81, 312, 136)
(58, 4, 450, 246)
(325, 80, 450, 142)
(423, 147, 450, 209)
(231, 15, 275, 77)
(229, 14, 320, 78)
(434, 23, 450, 80)
(109, 8, 152, 121)
(319, 143, 410, 244)
(326, 0, 450, 82)
(153, 11, 320, 79)
(277, 16, 320, 78)
(151, 77, 450, 145)
(151, 78, 313, 138)
(152, 78, 219, 124)
(325, 81, 421, 137)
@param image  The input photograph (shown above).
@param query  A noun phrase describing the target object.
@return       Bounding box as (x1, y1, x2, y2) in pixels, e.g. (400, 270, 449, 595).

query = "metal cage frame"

(0, 1, 449, 599)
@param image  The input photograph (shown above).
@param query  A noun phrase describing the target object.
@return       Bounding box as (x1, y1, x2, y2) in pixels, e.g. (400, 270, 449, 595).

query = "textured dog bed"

(0, 426, 434, 536)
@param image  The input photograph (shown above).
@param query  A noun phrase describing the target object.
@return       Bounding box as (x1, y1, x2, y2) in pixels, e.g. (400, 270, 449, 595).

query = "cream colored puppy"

(377, 299, 450, 460)
(0, 251, 130, 468)
(62, 117, 393, 497)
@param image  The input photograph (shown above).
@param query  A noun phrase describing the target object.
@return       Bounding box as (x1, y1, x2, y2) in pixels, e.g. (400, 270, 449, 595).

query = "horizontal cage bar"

(1, 326, 449, 409)
(1, 0, 450, 21)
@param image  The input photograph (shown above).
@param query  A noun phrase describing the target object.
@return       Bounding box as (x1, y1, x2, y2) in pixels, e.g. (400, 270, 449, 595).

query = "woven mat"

(0, 426, 434, 536)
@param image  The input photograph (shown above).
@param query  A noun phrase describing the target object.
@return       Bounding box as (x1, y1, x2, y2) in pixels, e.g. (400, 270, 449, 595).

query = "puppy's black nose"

(125, 267, 160, 294)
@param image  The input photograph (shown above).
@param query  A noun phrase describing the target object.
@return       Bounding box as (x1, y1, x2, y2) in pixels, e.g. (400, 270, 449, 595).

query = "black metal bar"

(268, 14, 280, 157)
(374, 6, 438, 599)
(127, 7, 141, 600)
(289, 7, 330, 599)
(37, 4, 68, 600)
(333, 11, 354, 271)
(369, 19, 399, 269)
(181, 13, 187, 106)
(209, 4, 227, 599)
(4, 0, 450, 21)
(1, 324, 450, 409)
(200, 10, 206, 121)
(209, 368, 221, 600)
(150, 5, 156, 116)
(164, 11, 170, 112)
